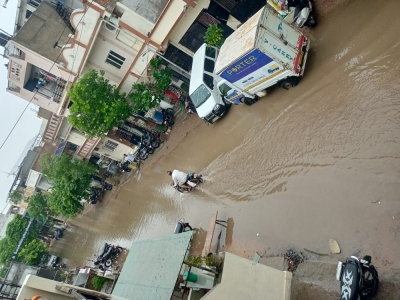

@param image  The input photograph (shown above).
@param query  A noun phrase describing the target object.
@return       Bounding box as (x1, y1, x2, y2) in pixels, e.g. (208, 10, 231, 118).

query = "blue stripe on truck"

(220, 49, 273, 83)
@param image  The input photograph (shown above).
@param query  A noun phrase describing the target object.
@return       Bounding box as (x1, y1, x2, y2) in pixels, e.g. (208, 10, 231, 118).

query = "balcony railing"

(55, 1, 75, 34)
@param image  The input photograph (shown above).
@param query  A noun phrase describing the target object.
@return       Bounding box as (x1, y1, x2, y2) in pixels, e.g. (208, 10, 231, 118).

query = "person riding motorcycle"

(167, 170, 192, 191)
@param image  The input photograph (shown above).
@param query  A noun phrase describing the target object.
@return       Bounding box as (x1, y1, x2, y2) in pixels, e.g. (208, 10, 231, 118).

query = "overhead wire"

(0, 0, 95, 150)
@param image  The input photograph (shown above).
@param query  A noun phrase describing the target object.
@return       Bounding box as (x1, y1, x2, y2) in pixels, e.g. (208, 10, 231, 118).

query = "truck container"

(189, 5, 310, 124)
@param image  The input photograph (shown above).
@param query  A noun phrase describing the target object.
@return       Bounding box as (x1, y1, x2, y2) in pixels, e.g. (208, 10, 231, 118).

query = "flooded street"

(53, 0, 400, 275)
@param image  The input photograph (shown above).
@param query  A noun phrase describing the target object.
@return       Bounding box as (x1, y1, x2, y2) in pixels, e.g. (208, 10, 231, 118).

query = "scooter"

(173, 172, 203, 193)
(174, 219, 193, 234)
(267, 0, 316, 28)
(336, 255, 379, 300)
(94, 243, 123, 268)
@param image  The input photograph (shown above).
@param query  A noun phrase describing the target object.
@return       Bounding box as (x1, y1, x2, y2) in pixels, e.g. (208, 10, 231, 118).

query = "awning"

(112, 232, 192, 300)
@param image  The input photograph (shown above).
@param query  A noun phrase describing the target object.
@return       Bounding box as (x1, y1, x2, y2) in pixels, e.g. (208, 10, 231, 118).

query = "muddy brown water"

(52, 0, 400, 276)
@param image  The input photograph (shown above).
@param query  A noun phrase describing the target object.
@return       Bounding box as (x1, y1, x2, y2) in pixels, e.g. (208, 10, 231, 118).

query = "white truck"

(189, 5, 310, 124)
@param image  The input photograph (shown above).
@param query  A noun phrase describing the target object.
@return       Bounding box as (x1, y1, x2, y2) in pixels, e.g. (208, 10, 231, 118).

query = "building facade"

(3, 0, 266, 163)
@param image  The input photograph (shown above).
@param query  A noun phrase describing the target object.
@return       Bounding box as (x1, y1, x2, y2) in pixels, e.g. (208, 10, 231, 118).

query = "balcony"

(23, 64, 67, 103)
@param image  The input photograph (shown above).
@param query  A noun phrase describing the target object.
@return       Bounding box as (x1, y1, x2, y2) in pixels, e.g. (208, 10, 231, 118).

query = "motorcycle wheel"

(151, 140, 160, 148)
(184, 225, 193, 232)
(147, 148, 154, 154)
(105, 259, 112, 267)
(305, 17, 316, 28)
(176, 186, 187, 193)
(139, 152, 148, 160)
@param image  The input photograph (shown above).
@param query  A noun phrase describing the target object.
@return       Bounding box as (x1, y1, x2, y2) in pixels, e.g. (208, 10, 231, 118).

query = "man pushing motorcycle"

(167, 170, 192, 191)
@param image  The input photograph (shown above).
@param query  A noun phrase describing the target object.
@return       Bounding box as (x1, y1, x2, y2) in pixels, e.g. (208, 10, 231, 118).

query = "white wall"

(95, 137, 136, 162)
(85, 27, 139, 86)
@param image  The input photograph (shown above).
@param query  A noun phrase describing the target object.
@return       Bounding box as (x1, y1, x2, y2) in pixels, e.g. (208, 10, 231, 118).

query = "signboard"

(220, 48, 284, 91)
(220, 49, 273, 83)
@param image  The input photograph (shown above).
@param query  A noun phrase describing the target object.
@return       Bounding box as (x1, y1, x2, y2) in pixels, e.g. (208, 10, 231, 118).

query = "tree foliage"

(129, 58, 172, 113)
(18, 240, 48, 265)
(41, 153, 97, 218)
(0, 215, 39, 265)
(68, 69, 132, 138)
(27, 192, 53, 220)
(204, 24, 224, 48)
(8, 190, 23, 203)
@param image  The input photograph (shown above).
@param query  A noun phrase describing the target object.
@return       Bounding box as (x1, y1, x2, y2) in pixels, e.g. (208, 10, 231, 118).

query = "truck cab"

(189, 44, 230, 124)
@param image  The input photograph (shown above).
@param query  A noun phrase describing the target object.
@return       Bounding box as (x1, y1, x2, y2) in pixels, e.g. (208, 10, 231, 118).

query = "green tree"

(204, 24, 224, 48)
(18, 240, 48, 266)
(41, 154, 96, 218)
(67, 69, 132, 139)
(0, 215, 39, 265)
(8, 190, 23, 203)
(129, 58, 172, 112)
(27, 192, 53, 220)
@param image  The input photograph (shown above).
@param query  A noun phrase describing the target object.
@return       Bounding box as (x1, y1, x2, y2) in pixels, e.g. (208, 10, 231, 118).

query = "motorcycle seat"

(341, 258, 360, 300)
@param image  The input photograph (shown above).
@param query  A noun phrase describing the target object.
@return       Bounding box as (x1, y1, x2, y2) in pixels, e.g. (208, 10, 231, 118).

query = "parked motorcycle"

(142, 131, 160, 149)
(54, 228, 64, 240)
(118, 161, 132, 173)
(173, 172, 203, 193)
(180, 96, 196, 115)
(94, 243, 123, 267)
(91, 175, 113, 190)
(136, 142, 149, 161)
(336, 255, 379, 300)
(89, 187, 103, 204)
(174, 219, 193, 234)
(267, 0, 316, 28)
(162, 108, 175, 126)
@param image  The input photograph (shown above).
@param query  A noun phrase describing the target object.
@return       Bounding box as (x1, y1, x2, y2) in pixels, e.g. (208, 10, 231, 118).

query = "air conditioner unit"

(103, 16, 120, 34)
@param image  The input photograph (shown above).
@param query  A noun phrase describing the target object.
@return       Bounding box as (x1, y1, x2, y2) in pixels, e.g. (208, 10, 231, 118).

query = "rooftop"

(119, 0, 169, 24)
(12, 2, 72, 63)
(112, 232, 192, 300)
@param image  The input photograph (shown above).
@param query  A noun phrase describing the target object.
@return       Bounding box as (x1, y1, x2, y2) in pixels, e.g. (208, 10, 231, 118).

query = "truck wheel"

(244, 97, 258, 106)
(278, 78, 298, 90)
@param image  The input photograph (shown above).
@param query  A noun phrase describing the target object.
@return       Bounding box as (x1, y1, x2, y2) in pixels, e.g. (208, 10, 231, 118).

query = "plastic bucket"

(183, 270, 198, 283)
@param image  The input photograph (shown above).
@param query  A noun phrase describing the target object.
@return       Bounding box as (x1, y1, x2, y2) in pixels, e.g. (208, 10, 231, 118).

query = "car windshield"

(190, 84, 211, 108)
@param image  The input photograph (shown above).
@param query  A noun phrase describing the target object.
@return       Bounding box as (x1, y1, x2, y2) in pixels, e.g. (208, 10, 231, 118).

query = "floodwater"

(53, 0, 400, 272)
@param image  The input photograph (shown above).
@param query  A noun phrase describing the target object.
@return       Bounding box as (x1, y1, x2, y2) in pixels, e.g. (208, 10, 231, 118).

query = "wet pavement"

(52, 0, 400, 281)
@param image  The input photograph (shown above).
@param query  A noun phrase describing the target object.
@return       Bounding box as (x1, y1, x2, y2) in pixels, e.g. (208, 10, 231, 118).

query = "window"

(103, 140, 118, 151)
(218, 83, 232, 96)
(203, 74, 214, 90)
(205, 47, 216, 59)
(25, 10, 33, 19)
(106, 50, 125, 69)
(28, 0, 42, 8)
(189, 84, 211, 108)
(204, 58, 215, 73)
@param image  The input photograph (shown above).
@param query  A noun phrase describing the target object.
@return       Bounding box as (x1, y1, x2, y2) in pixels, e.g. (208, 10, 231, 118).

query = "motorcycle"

(137, 142, 149, 160)
(180, 96, 196, 115)
(118, 161, 132, 173)
(143, 131, 160, 149)
(336, 255, 379, 300)
(91, 175, 113, 190)
(94, 243, 123, 268)
(54, 228, 64, 240)
(174, 219, 193, 234)
(173, 172, 203, 193)
(267, 0, 316, 28)
(162, 108, 175, 126)
(89, 187, 103, 204)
